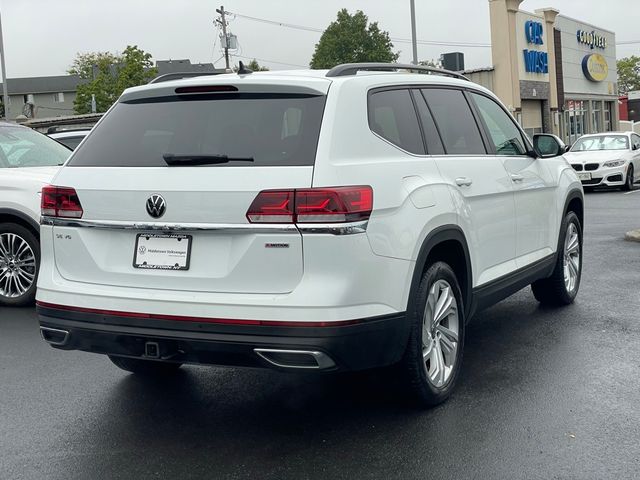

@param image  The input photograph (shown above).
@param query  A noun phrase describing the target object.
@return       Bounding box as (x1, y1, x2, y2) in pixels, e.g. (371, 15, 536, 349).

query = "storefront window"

(591, 101, 602, 134)
(604, 102, 613, 132)
(564, 100, 587, 145)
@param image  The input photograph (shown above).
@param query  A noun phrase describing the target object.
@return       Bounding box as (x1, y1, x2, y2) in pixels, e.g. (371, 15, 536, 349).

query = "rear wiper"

(162, 154, 254, 166)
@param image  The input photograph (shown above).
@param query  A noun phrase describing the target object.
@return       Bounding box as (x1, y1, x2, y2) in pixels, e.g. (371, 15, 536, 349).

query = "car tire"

(0, 223, 40, 307)
(623, 165, 634, 191)
(531, 211, 582, 306)
(108, 355, 183, 375)
(400, 261, 465, 408)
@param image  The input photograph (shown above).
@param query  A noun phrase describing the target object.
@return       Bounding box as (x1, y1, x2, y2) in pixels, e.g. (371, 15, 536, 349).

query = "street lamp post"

(0, 10, 9, 120)
(410, 0, 418, 65)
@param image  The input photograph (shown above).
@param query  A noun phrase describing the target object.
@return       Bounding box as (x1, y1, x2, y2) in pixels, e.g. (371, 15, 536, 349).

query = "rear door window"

(421, 89, 486, 155)
(68, 93, 326, 167)
(368, 89, 425, 155)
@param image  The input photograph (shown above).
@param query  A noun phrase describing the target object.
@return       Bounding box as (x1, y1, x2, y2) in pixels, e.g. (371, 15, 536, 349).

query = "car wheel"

(400, 261, 465, 408)
(532, 211, 582, 306)
(0, 223, 40, 307)
(109, 355, 183, 375)
(623, 165, 634, 191)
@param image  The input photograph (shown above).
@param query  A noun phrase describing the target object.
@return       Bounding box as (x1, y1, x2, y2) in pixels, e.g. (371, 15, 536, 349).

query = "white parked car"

(0, 122, 69, 306)
(36, 63, 584, 407)
(564, 132, 640, 190)
(48, 128, 91, 151)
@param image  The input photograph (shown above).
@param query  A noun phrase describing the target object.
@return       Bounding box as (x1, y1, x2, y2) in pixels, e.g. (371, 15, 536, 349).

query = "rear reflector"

(36, 301, 363, 327)
(247, 186, 373, 224)
(41, 185, 83, 218)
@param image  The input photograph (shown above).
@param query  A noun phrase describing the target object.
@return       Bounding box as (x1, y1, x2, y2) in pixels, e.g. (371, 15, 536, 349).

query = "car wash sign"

(523, 20, 549, 74)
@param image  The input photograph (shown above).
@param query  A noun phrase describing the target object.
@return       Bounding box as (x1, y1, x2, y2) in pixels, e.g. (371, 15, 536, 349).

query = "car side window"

(411, 90, 445, 155)
(470, 92, 527, 156)
(368, 89, 425, 155)
(632, 134, 640, 150)
(421, 88, 486, 155)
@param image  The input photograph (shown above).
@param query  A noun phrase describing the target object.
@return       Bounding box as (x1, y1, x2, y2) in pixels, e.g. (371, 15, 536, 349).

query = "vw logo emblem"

(146, 194, 166, 219)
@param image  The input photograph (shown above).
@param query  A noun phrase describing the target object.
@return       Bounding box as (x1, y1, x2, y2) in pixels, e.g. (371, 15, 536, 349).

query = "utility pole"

(0, 10, 10, 120)
(215, 5, 230, 71)
(409, 0, 418, 65)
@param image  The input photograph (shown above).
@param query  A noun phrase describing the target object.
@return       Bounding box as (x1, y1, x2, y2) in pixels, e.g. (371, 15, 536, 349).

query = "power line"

(233, 54, 307, 68)
(228, 11, 492, 48)
(229, 11, 639, 48)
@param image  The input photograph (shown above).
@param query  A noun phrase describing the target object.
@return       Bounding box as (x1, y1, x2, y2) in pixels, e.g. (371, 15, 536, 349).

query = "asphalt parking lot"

(2, 189, 640, 480)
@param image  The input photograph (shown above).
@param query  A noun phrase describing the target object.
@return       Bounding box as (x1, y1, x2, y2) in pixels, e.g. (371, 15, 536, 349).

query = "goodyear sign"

(577, 30, 607, 50)
(582, 53, 608, 82)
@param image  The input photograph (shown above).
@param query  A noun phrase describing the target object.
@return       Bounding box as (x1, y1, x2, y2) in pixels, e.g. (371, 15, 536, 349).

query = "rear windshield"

(69, 93, 326, 167)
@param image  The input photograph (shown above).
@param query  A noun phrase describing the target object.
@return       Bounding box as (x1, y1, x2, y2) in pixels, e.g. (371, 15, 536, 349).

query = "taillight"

(41, 185, 83, 218)
(246, 186, 372, 224)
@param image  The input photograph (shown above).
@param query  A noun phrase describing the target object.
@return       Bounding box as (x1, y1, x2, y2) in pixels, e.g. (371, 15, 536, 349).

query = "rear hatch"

(48, 77, 329, 294)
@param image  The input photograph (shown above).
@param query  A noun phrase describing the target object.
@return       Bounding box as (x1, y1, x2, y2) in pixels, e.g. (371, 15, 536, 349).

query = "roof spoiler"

(325, 63, 470, 81)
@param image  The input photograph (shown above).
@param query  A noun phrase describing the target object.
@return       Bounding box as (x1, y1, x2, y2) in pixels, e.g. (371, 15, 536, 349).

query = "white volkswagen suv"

(37, 63, 584, 407)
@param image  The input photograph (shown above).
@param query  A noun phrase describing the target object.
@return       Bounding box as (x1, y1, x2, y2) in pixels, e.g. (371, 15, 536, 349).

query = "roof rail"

(325, 63, 470, 81)
(148, 71, 223, 84)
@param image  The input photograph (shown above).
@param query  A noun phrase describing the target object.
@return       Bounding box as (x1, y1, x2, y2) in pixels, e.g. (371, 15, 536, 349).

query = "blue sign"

(523, 50, 549, 74)
(525, 21, 544, 45)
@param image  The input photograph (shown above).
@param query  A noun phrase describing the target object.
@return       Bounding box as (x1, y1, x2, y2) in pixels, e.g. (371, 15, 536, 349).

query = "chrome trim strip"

(41, 217, 298, 233)
(297, 221, 368, 235)
(254, 348, 336, 370)
(39, 326, 70, 346)
(41, 217, 368, 235)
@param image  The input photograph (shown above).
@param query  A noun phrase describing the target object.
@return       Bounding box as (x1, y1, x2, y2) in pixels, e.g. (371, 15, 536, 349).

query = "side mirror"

(533, 134, 565, 158)
(633, 144, 639, 151)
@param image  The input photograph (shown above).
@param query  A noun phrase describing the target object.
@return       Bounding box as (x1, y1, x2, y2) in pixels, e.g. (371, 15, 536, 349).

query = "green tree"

(310, 9, 399, 69)
(247, 59, 269, 71)
(69, 46, 156, 114)
(233, 59, 270, 72)
(116, 45, 157, 93)
(617, 56, 640, 95)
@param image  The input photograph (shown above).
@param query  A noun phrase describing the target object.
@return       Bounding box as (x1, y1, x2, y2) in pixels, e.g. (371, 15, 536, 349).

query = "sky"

(2, 0, 639, 78)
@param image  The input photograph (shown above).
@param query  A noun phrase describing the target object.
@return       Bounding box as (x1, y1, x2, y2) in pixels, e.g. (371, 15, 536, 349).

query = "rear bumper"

(37, 304, 410, 372)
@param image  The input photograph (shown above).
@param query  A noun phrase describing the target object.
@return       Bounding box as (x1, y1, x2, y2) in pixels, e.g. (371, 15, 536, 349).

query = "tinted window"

(421, 89, 486, 155)
(412, 90, 445, 155)
(471, 93, 527, 156)
(57, 136, 84, 150)
(0, 127, 70, 168)
(69, 94, 326, 167)
(369, 89, 425, 154)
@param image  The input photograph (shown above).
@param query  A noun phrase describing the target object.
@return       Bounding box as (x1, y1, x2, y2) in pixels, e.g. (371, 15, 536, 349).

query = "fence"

(620, 120, 640, 134)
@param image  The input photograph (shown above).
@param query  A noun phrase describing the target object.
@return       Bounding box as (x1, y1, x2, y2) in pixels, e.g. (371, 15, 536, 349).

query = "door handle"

(455, 177, 473, 187)
(510, 173, 524, 182)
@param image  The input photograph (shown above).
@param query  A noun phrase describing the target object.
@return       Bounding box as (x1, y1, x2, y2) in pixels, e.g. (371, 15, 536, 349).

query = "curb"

(624, 230, 640, 242)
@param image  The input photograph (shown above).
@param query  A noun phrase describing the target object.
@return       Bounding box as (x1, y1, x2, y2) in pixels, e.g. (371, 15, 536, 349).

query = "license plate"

(134, 234, 192, 270)
(577, 172, 592, 181)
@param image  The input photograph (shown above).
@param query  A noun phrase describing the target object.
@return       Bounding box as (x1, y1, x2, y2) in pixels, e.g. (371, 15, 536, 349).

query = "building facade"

(467, 0, 619, 143)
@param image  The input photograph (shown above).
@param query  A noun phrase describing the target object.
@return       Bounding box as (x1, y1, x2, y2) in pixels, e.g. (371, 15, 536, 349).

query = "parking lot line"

(624, 189, 640, 195)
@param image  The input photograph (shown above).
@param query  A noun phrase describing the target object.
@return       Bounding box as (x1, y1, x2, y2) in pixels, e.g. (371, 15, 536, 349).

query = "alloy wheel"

(0, 233, 37, 298)
(422, 279, 460, 388)
(563, 223, 580, 294)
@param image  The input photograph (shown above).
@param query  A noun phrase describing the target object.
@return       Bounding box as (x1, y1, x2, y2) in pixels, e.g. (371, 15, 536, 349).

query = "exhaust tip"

(40, 326, 69, 346)
(254, 348, 336, 370)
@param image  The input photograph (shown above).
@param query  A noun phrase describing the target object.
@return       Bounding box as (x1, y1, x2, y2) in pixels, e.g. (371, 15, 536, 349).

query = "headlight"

(603, 160, 626, 168)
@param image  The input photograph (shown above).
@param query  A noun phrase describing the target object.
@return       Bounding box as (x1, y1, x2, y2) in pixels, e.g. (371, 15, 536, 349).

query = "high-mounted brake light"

(246, 186, 373, 224)
(41, 185, 83, 218)
(175, 85, 238, 94)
